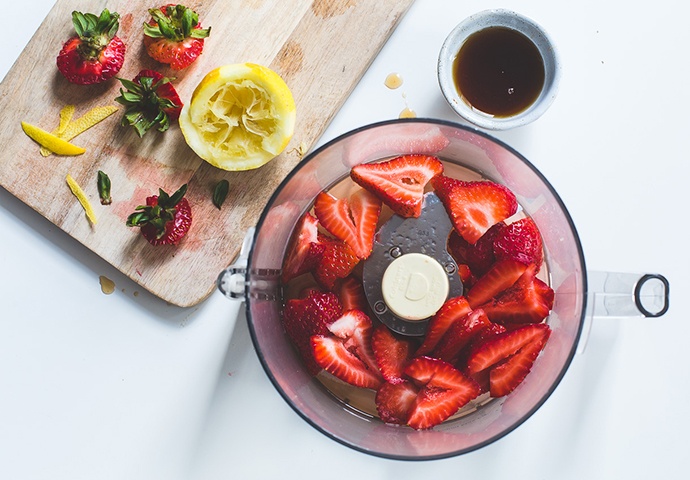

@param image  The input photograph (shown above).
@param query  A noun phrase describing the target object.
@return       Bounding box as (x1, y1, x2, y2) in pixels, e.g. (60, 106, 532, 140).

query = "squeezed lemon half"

(179, 63, 296, 171)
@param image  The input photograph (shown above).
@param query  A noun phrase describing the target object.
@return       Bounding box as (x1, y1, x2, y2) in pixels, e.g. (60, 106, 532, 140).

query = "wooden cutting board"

(0, 0, 413, 306)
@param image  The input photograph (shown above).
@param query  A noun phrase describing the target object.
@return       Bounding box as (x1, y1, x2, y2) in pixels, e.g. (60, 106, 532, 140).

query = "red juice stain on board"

(453, 27, 545, 117)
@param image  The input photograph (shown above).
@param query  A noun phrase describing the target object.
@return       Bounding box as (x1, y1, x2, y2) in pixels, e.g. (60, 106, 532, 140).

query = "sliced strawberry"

(490, 327, 550, 397)
(375, 380, 419, 425)
(336, 276, 368, 311)
(282, 290, 343, 375)
(415, 296, 472, 356)
(350, 154, 444, 217)
(466, 323, 551, 374)
(460, 322, 507, 392)
(371, 324, 415, 384)
(327, 310, 381, 378)
(493, 217, 544, 269)
(281, 212, 325, 283)
(466, 259, 528, 309)
(479, 264, 554, 324)
(432, 175, 518, 244)
(313, 189, 381, 260)
(431, 308, 491, 364)
(403, 356, 481, 430)
(448, 222, 506, 278)
(457, 263, 474, 287)
(311, 335, 382, 389)
(313, 235, 359, 290)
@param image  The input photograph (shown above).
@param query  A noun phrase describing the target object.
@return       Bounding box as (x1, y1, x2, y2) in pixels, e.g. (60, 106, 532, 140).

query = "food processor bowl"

(217, 119, 668, 460)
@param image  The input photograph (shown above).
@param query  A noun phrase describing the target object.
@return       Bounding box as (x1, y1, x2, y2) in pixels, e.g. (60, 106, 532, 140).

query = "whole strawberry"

(126, 184, 192, 246)
(115, 70, 182, 137)
(143, 4, 211, 70)
(56, 9, 126, 85)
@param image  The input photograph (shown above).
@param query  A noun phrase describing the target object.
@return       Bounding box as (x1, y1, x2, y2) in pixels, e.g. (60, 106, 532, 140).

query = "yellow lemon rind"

(22, 121, 85, 156)
(66, 174, 97, 225)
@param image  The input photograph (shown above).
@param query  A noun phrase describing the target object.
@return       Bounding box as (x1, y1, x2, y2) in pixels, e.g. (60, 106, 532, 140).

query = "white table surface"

(1, 1, 687, 479)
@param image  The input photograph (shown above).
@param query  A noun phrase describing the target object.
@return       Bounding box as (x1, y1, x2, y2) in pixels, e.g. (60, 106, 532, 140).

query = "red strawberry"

(448, 222, 506, 278)
(313, 235, 359, 290)
(143, 5, 211, 70)
(493, 217, 544, 269)
(457, 263, 475, 287)
(490, 327, 550, 397)
(372, 324, 415, 384)
(314, 189, 381, 260)
(311, 335, 382, 389)
(282, 290, 342, 375)
(126, 184, 192, 246)
(460, 322, 507, 392)
(404, 356, 481, 430)
(479, 264, 554, 324)
(281, 212, 325, 283)
(466, 259, 528, 309)
(432, 175, 518, 244)
(350, 154, 444, 217)
(375, 380, 419, 425)
(466, 323, 551, 374)
(431, 308, 491, 364)
(336, 276, 368, 311)
(115, 70, 183, 137)
(327, 310, 381, 378)
(415, 296, 472, 356)
(56, 9, 125, 85)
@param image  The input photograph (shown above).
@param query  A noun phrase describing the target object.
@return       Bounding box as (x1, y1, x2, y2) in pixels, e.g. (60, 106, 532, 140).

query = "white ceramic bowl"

(437, 9, 561, 130)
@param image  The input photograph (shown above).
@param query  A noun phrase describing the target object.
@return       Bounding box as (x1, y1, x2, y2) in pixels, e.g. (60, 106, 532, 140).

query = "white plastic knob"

(381, 253, 449, 321)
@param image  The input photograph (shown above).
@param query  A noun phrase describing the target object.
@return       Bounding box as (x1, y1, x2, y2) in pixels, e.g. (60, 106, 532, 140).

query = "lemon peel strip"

(66, 174, 97, 225)
(22, 121, 85, 156)
(40, 105, 118, 157)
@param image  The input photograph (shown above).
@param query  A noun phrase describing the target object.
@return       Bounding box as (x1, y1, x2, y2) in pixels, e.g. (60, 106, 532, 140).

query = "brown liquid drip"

(453, 27, 545, 117)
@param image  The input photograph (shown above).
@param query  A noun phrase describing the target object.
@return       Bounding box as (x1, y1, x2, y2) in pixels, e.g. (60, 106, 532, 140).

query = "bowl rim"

(244, 118, 587, 460)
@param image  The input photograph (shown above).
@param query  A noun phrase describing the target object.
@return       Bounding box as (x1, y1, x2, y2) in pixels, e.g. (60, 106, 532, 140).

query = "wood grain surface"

(0, 0, 413, 306)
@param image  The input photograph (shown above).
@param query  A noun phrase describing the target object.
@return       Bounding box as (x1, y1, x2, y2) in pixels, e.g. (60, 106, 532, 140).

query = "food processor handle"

(217, 227, 255, 301)
(587, 271, 669, 319)
(577, 271, 670, 353)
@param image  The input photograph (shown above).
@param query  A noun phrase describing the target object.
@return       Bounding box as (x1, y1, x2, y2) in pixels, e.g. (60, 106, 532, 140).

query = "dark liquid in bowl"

(453, 26, 545, 117)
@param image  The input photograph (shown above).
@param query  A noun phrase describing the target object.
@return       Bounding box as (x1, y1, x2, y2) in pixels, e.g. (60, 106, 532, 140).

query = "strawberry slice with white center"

(314, 189, 381, 260)
(375, 380, 420, 425)
(466, 323, 551, 375)
(403, 356, 481, 430)
(371, 324, 416, 384)
(336, 275, 368, 311)
(350, 154, 444, 218)
(415, 296, 472, 356)
(479, 264, 554, 324)
(327, 310, 381, 377)
(311, 309, 382, 388)
(466, 259, 528, 309)
(431, 308, 492, 364)
(311, 335, 382, 389)
(281, 212, 325, 283)
(432, 175, 518, 244)
(489, 327, 550, 396)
